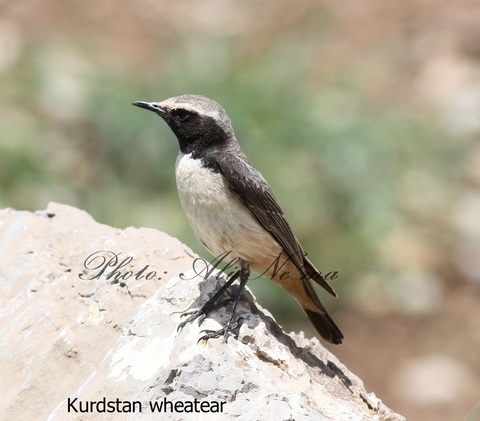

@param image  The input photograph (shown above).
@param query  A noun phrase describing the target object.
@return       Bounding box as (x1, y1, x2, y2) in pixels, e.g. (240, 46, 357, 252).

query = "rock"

(0, 203, 405, 421)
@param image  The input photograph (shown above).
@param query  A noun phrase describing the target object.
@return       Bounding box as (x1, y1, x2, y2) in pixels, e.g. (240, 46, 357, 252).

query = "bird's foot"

(177, 298, 234, 331)
(176, 260, 250, 342)
(199, 317, 244, 343)
(176, 270, 240, 333)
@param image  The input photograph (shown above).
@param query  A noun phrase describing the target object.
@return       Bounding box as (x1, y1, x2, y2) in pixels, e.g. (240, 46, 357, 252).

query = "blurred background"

(1, 1, 479, 419)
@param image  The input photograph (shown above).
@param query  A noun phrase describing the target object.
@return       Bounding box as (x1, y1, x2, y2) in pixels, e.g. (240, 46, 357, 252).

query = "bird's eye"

(173, 109, 193, 122)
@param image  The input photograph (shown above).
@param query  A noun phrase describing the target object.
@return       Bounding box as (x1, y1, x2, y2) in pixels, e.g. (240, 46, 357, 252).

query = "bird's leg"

(199, 260, 250, 342)
(177, 270, 240, 332)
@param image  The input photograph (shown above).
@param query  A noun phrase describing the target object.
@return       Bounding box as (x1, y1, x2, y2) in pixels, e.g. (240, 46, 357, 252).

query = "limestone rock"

(0, 203, 405, 421)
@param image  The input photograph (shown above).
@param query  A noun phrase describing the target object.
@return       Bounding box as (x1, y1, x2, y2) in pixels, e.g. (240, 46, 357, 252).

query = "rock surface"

(0, 203, 405, 421)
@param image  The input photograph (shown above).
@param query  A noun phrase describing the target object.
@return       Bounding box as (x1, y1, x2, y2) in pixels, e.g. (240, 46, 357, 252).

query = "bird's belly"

(175, 153, 281, 266)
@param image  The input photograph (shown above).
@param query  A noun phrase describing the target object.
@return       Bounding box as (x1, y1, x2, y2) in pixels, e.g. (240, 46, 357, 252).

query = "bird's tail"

(292, 278, 344, 344)
(302, 306, 343, 345)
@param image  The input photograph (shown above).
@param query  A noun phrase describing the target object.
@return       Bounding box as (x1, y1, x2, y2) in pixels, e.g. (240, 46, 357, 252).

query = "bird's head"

(133, 94, 235, 155)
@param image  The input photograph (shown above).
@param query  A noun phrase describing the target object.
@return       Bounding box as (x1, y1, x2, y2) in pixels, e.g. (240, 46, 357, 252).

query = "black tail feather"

(302, 257, 337, 297)
(304, 308, 344, 345)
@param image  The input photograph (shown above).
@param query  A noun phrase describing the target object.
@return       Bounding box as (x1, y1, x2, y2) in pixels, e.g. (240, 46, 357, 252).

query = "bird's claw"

(177, 298, 235, 332)
(198, 317, 244, 343)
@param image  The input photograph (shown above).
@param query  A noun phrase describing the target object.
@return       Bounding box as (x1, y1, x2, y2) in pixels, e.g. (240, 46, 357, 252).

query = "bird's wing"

(216, 151, 336, 296)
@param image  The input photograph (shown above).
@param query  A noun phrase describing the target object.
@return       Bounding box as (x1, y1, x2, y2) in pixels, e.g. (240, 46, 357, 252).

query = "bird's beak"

(132, 101, 167, 117)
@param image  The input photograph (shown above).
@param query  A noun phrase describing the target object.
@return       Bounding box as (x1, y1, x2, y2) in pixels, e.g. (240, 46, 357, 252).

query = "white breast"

(175, 152, 280, 264)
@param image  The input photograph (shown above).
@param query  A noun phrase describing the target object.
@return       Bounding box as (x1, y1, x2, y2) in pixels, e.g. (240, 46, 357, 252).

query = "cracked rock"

(0, 203, 405, 421)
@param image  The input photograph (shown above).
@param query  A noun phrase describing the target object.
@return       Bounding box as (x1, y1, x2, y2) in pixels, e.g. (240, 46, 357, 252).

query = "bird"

(132, 94, 343, 344)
